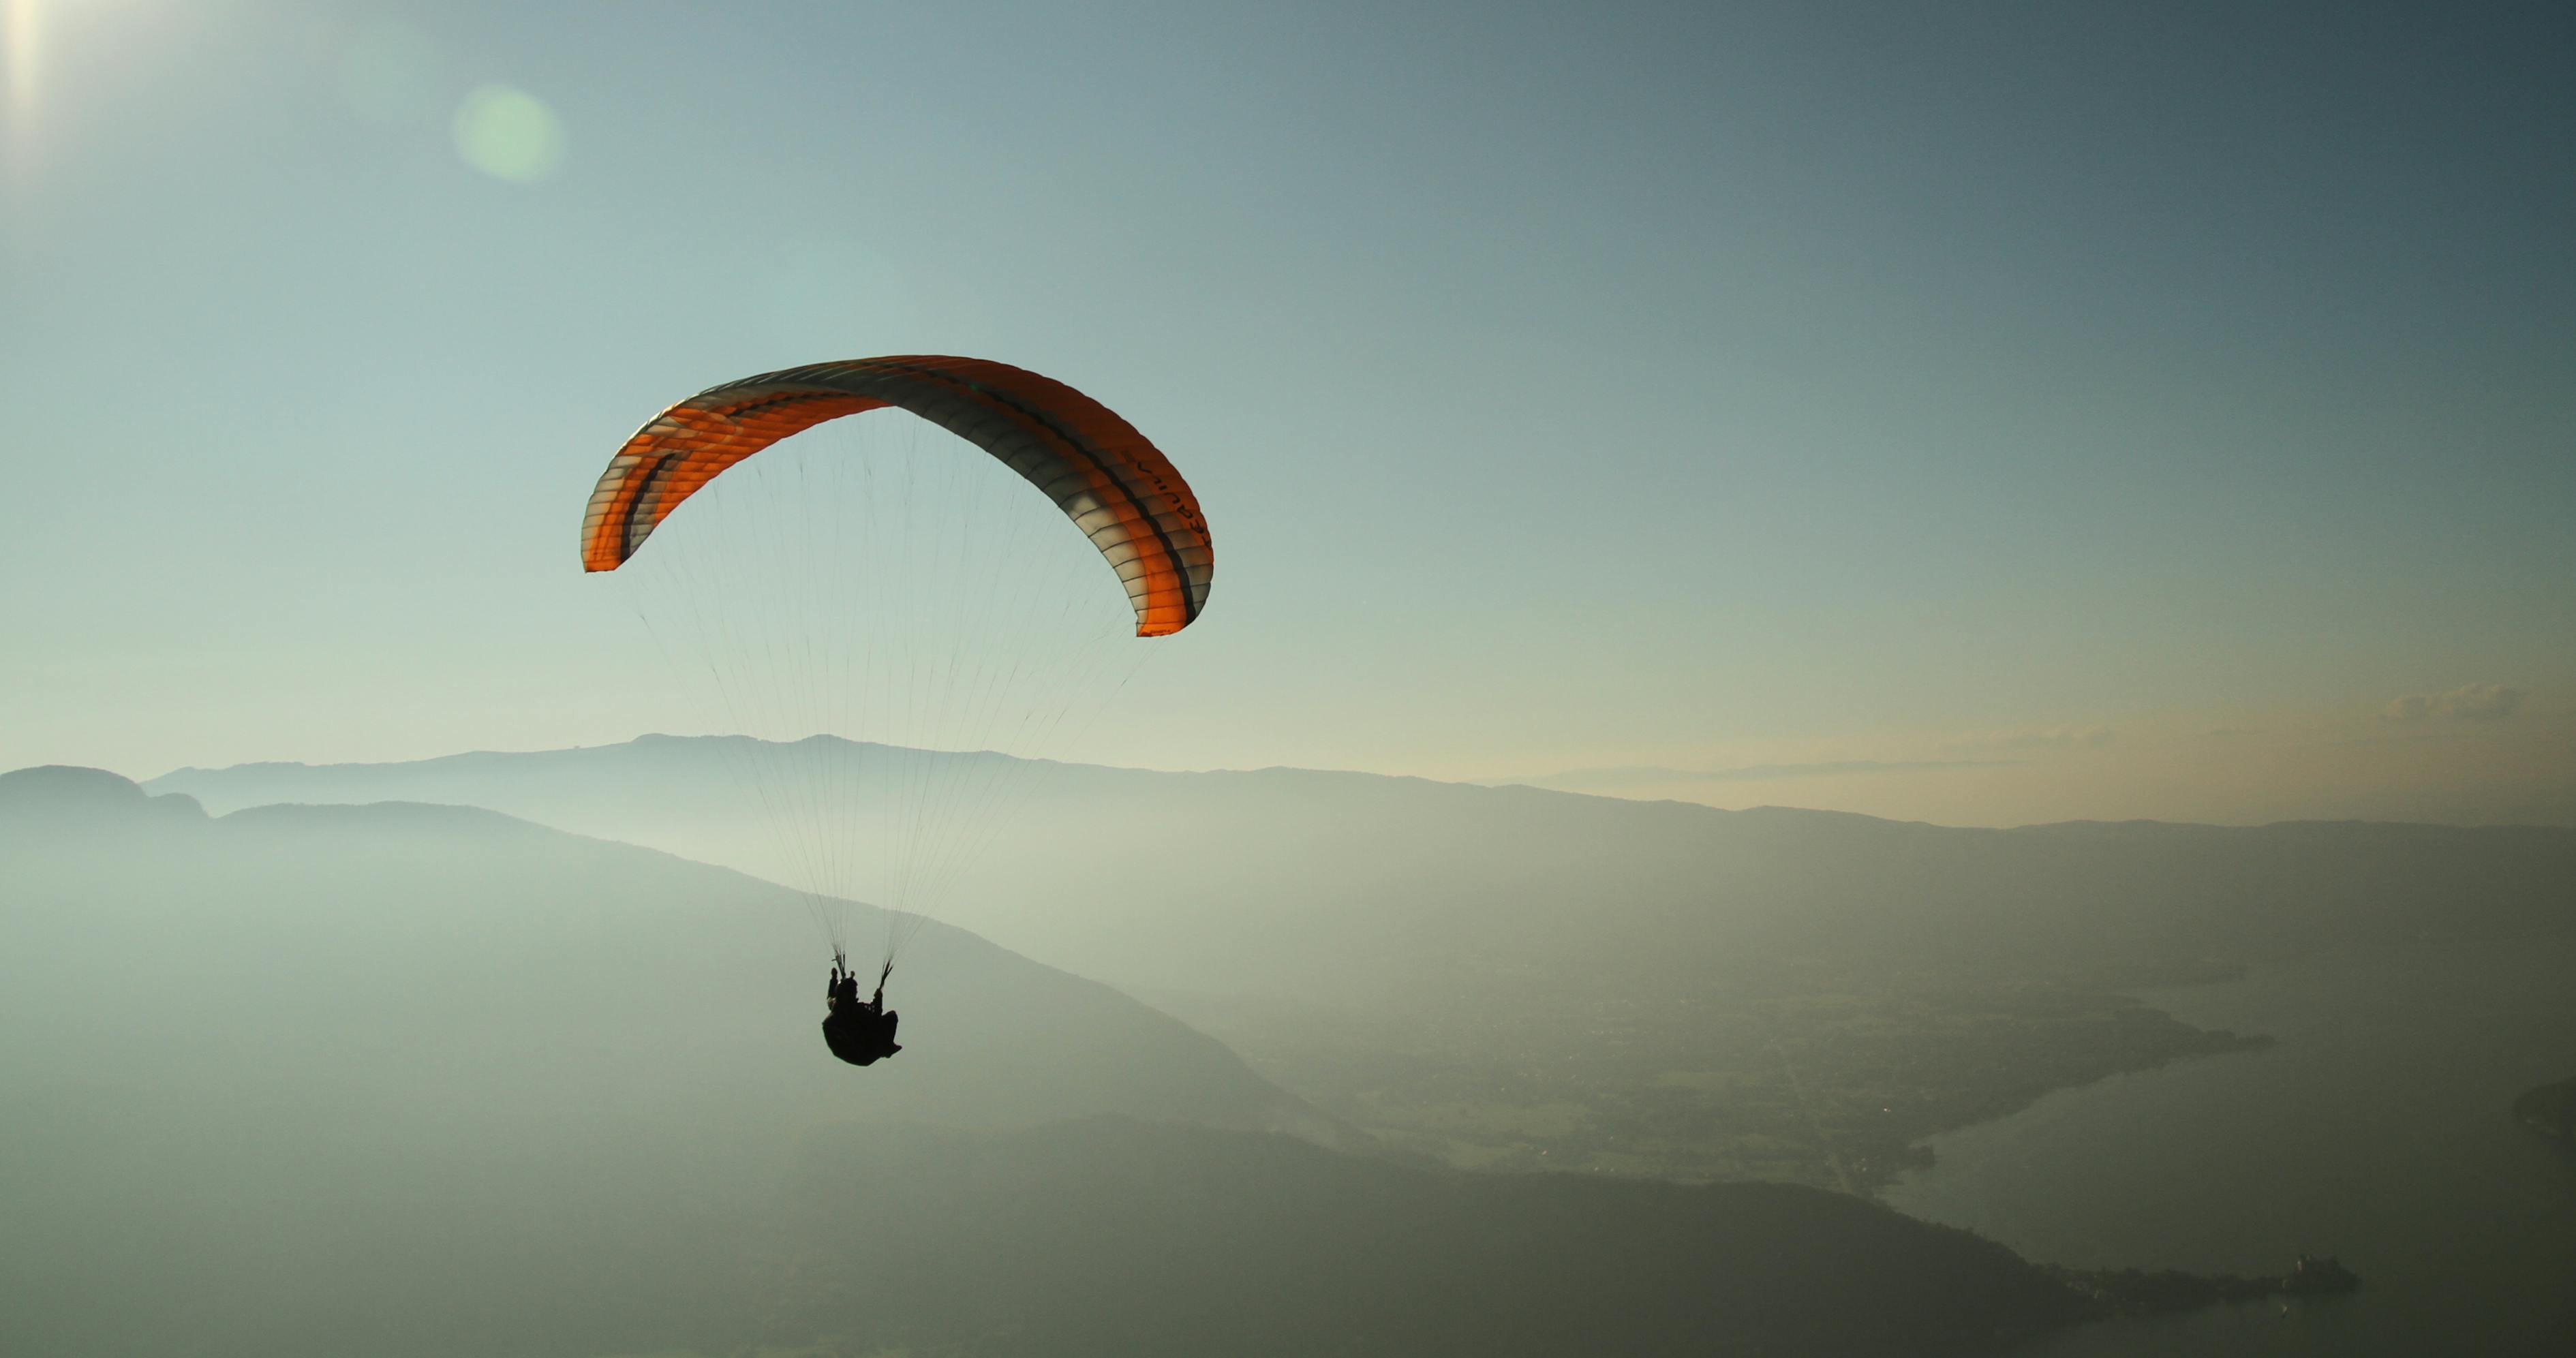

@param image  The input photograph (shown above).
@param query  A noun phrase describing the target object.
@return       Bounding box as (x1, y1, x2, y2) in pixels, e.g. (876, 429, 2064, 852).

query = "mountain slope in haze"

(147, 739, 2576, 1187)
(1, 765, 2109, 1357)
(0, 764, 1331, 1143)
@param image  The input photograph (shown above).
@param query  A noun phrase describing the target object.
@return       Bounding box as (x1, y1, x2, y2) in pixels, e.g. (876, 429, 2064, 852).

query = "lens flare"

(452, 84, 564, 183)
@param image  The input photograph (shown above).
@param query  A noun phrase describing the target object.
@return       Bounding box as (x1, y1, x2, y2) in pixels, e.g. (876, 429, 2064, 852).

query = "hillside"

(746, 1117, 2086, 1357)
(0, 764, 1329, 1143)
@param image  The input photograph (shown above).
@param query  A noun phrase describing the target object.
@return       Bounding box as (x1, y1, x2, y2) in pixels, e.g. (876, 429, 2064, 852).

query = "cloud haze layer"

(2385, 683, 2525, 723)
(1527, 759, 2014, 789)
(1514, 692, 2573, 828)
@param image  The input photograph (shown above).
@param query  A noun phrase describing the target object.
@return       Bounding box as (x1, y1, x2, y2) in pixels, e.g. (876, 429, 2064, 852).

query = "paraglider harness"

(823, 953, 902, 1066)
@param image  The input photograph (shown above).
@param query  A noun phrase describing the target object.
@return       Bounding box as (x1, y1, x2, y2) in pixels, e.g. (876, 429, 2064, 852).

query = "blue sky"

(3, 0, 2569, 825)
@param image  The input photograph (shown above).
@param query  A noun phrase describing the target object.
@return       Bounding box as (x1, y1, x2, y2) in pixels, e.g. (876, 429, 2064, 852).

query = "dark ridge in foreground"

(733, 1117, 2098, 1357)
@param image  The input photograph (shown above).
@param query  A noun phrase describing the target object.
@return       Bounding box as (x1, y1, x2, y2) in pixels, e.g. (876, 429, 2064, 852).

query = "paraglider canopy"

(581, 355, 1213, 636)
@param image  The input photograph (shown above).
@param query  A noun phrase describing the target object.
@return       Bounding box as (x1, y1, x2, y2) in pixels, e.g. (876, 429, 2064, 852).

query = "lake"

(1880, 937, 2576, 1356)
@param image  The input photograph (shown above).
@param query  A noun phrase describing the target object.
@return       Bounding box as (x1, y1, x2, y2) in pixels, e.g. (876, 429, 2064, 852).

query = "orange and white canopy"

(581, 356, 1212, 636)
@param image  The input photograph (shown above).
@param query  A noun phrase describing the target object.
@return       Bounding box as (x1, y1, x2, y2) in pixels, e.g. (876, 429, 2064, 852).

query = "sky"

(3, 0, 2570, 827)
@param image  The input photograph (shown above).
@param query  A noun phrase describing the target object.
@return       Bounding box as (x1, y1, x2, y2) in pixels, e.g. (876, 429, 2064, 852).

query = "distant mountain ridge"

(2, 762, 207, 818)
(148, 735, 2576, 1006)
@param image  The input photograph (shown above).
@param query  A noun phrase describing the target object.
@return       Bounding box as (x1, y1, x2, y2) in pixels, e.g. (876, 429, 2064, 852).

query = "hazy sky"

(4, 0, 2570, 827)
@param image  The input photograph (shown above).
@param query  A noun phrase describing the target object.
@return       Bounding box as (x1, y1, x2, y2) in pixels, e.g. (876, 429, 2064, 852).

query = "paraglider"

(823, 954, 901, 1066)
(581, 356, 1212, 1068)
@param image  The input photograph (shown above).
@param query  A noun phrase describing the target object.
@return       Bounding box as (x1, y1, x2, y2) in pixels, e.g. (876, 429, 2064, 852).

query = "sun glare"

(3, 0, 38, 132)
